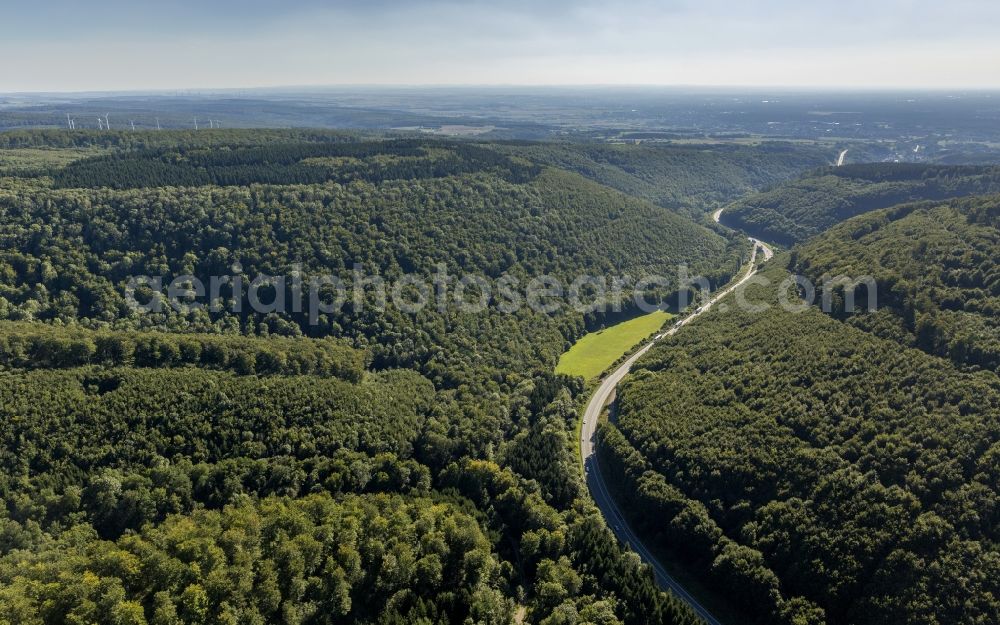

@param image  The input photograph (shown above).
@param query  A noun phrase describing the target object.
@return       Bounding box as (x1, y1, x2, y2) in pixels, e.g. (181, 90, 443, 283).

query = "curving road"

(580, 226, 772, 625)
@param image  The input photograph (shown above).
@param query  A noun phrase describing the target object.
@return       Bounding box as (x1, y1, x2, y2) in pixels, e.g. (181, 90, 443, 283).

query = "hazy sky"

(4, 0, 999, 91)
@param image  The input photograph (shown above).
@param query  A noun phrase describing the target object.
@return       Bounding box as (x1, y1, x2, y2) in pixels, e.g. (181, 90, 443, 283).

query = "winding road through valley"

(580, 210, 772, 625)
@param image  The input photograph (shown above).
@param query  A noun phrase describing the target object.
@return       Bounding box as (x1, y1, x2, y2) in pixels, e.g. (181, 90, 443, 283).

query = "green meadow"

(556, 310, 672, 380)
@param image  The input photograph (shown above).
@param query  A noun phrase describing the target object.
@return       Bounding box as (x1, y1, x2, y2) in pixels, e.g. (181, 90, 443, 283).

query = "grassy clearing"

(556, 310, 671, 381)
(0, 147, 107, 176)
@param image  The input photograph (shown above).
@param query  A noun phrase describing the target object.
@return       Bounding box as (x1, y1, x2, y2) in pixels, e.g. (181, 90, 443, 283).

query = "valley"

(0, 119, 997, 625)
(5, 2, 1000, 623)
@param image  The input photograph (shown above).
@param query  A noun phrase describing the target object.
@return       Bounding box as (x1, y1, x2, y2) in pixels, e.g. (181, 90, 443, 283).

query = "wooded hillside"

(601, 258, 1000, 625)
(722, 164, 1000, 244)
(793, 194, 1000, 371)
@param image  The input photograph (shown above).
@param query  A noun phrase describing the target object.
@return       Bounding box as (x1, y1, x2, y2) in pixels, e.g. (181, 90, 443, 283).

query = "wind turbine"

(97, 117, 104, 130)
(194, 117, 199, 130)
(103, 113, 110, 130)
(155, 118, 161, 130)
(130, 120, 136, 131)
(66, 113, 72, 130)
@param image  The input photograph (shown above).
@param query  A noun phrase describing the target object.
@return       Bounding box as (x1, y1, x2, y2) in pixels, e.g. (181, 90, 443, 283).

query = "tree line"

(0, 322, 364, 380)
(49, 140, 541, 190)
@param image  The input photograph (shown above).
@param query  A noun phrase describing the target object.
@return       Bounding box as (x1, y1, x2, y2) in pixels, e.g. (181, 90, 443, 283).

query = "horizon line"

(4, 83, 1000, 98)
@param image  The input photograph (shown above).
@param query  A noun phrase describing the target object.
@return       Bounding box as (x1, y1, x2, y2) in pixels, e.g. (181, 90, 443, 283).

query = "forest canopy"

(1, 130, 805, 625)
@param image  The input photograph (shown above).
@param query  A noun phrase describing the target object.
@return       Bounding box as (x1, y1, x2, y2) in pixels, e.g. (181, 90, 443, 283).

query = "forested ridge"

(600, 257, 1000, 625)
(793, 194, 1000, 372)
(504, 142, 833, 219)
(0, 128, 372, 151)
(0, 130, 771, 624)
(48, 140, 541, 190)
(722, 163, 1000, 244)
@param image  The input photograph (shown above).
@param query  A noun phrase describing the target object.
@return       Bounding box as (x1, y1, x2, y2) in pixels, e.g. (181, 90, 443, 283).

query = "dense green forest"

(48, 140, 541, 190)
(599, 258, 1000, 625)
(0, 138, 748, 398)
(0, 128, 373, 151)
(0, 492, 511, 625)
(13, 129, 971, 625)
(1, 130, 789, 624)
(792, 194, 1000, 372)
(0, 322, 365, 378)
(722, 163, 1000, 244)
(504, 142, 833, 220)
